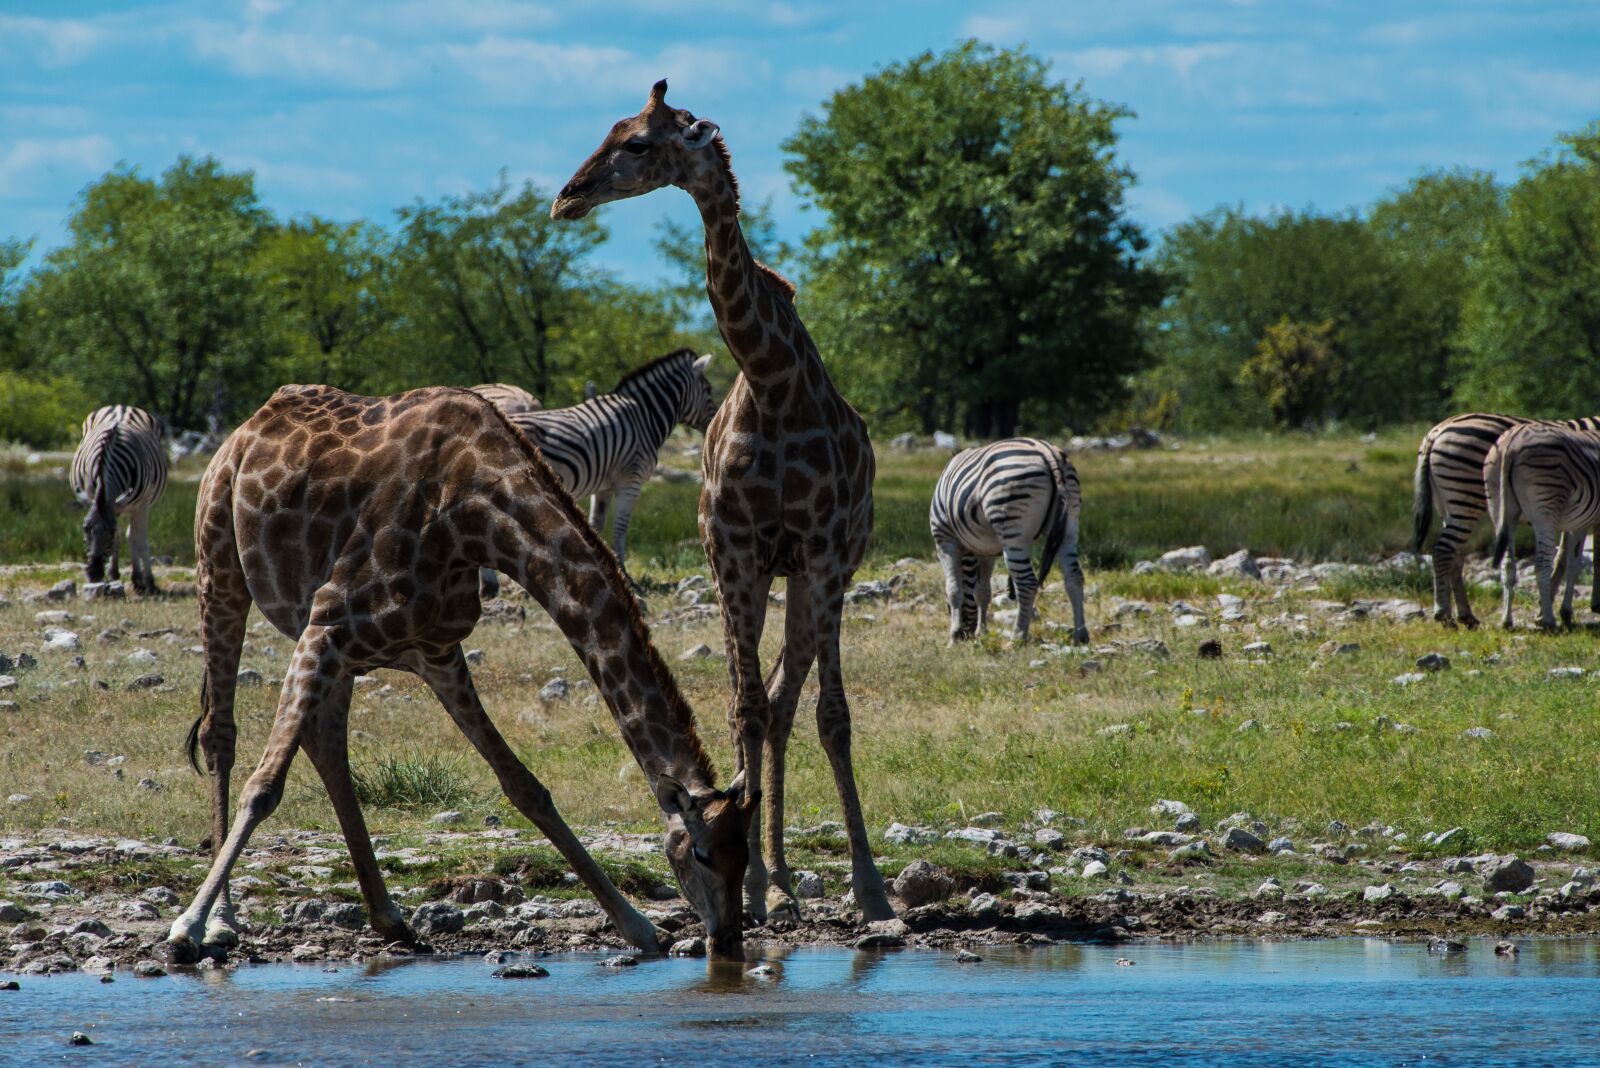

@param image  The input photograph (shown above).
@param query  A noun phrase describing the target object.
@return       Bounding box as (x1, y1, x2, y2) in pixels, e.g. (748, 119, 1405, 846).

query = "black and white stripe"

(1414, 412, 1600, 626)
(69, 405, 169, 593)
(470, 383, 542, 416)
(929, 437, 1088, 643)
(507, 349, 716, 572)
(1487, 422, 1600, 629)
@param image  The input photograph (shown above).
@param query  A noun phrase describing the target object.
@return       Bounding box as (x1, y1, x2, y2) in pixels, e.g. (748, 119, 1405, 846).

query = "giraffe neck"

(479, 482, 715, 796)
(688, 165, 804, 389)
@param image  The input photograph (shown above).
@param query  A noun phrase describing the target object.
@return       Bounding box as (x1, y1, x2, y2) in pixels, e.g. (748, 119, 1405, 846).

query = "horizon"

(2, 1, 1597, 285)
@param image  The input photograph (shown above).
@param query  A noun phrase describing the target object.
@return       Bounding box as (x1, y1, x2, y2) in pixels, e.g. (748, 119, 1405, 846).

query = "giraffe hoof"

(765, 890, 800, 923)
(162, 935, 202, 966)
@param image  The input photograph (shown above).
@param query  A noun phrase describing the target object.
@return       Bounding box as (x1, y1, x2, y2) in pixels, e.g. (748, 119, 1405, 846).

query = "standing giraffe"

(167, 384, 754, 963)
(553, 81, 894, 922)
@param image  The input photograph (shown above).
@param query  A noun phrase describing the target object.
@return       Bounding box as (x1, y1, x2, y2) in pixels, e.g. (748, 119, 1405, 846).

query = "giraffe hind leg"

(757, 580, 819, 922)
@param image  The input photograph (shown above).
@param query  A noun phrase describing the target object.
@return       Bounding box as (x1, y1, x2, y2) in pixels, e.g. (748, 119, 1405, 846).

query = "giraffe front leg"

(168, 626, 340, 962)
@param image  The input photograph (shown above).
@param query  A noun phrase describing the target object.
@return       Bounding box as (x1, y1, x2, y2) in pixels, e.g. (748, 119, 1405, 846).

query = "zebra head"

(682, 353, 717, 432)
(82, 489, 116, 583)
(550, 79, 726, 222)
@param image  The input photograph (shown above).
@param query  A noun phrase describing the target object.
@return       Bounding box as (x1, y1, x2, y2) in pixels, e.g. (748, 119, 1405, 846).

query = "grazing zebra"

(929, 437, 1088, 644)
(482, 350, 714, 593)
(1486, 422, 1600, 630)
(469, 383, 542, 416)
(69, 405, 169, 593)
(1414, 412, 1600, 627)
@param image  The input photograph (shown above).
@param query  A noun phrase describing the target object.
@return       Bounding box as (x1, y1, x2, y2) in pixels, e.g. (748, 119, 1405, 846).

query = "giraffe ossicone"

(167, 384, 754, 964)
(554, 81, 896, 923)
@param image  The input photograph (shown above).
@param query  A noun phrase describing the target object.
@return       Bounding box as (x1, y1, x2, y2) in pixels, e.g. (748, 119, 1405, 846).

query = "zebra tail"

(185, 668, 208, 775)
(1490, 445, 1517, 570)
(1412, 443, 1434, 553)
(1037, 449, 1073, 590)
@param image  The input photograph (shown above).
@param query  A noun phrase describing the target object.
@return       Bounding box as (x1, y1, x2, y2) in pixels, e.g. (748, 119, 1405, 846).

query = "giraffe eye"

(691, 846, 711, 866)
(623, 140, 651, 155)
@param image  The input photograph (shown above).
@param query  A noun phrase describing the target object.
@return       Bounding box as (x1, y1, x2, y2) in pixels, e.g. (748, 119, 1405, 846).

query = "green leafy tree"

(386, 177, 604, 399)
(25, 156, 276, 429)
(0, 239, 31, 371)
(1454, 122, 1600, 414)
(783, 40, 1164, 437)
(1238, 318, 1342, 429)
(256, 217, 394, 390)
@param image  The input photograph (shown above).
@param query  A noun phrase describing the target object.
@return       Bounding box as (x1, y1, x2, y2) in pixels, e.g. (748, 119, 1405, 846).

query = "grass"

(1, 427, 1593, 904)
(1, 427, 1438, 571)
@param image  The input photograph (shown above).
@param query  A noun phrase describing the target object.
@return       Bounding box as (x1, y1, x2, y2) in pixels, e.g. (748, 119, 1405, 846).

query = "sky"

(2, 0, 1598, 287)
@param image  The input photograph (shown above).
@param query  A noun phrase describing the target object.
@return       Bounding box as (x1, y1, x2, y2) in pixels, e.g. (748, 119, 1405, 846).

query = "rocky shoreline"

(4, 821, 1597, 979)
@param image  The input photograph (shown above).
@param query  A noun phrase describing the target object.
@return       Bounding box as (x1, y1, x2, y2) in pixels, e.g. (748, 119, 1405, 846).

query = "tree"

(387, 177, 604, 399)
(1454, 122, 1600, 414)
(1238, 318, 1342, 429)
(783, 41, 1163, 437)
(25, 156, 275, 429)
(0, 239, 31, 371)
(256, 217, 394, 390)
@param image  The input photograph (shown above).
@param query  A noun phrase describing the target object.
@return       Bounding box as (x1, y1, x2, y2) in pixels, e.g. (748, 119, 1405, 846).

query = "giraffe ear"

(681, 119, 720, 150)
(693, 353, 713, 374)
(654, 775, 694, 815)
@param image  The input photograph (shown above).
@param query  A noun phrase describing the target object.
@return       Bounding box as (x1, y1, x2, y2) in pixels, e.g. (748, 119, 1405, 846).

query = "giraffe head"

(82, 488, 116, 582)
(551, 79, 729, 221)
(655, 771, 757, 957)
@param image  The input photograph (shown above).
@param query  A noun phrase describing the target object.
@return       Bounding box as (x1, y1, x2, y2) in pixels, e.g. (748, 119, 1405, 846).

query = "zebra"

(929, 437, 1088, 644)
(69, 405, 169, 594)
(476, 350, 715, 596)
(469, 383, 542, 416)
(1414, 412, 1600, 627)
(1486, 422, 1600, 630)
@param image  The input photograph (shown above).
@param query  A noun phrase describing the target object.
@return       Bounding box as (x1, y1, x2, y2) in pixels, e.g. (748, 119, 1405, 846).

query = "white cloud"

(1061, 42, 1237, 82)
(182, 18, 413, 89)
(447, 34, 754, 105)
(375, 0, 558, 33)
(0, 14, 106, 67)
(0, 134, 116, 196)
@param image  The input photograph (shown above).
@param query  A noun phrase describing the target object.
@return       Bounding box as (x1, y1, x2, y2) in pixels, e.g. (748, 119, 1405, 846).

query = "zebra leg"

(1002, 543, 1039, 642)
(959, 554, 982, 637)
(1430, 524, 1462, 627)
(934, 539, 967, 641)
(127, 504, 157, 595)
(974, 555, 996, 635)
(1561, 530, 1581, 628)
(1056, 516, 1090, 645)
(1501, 537, 1518, 630)
(606, 479, 647, 579)
(1534, 528, 1560, 631)
(1590, 529, 1600, 614)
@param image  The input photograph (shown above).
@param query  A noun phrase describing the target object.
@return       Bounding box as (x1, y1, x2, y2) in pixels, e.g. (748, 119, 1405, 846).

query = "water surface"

(3, 940, 1598, 1066)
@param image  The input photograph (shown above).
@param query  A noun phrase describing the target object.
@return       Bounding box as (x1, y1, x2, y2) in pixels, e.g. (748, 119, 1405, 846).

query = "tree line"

(2, 41, 1598, 448)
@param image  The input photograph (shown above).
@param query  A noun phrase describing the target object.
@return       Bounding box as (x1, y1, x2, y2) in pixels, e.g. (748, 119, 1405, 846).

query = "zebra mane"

(612, 348, 698, 394)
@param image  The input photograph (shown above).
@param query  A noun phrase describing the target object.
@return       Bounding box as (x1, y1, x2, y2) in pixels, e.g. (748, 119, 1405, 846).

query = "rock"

(0, 900, 23, 922)
(1242, 641, 1271, 655)
(70, 1032, 93, 1046)
(932, 431, 959, 449)
(132, 959, 167, 978)
(429, 810, 466, 826)
(1428, 937, 1467, 954)
(537, 678, 570, 702)
(236, 668, 264, 687)
(884, 822, 938, 845)
(967, 893, 1003, 921)
(1080, 860, 1108, 879)
(1221, 827, 1265, 853)
(1070, 846, 1110, 867)
(679, 643, 717, 660)
(944, 827, 1002, 845)
(1034, 828, 1067, 849)
(855, 932, 905, 949)
(1415, 652, 1450, 672)
(1197, 638, 1222, 659)
(794, 871, 825, 899)
(598, 955, 638, 967)
(1363, 884, 1398, 902)
(1150, 799, 1192, 818)
(493, 964, 549, 978)
(1461, 727, 1494, 740)
(126, 673, 164, 691)
(892, 860, 954, 907)
(1170, 840, 1212, 862)
(1158, 546, 1211, 571)
(1481, 855, 1535, 893)
(1253, 878, 1283, 899)
(410, 901, 465, 937)
(953, 949, 982, 963)
(1549, 666, 1585, 678)
(1236, 719, 1263, 733)
(1492, 904, 1526, 921)
(1547, 832, 1591, 852)
(1495, 940, 1519, 956)
(669, 937, 706, 957)
(137, 777, 163, 791)
(464, 648, 485, 665)
(0, 981, 18, 991)
(1207, 549, 1261, 579)
(1175, 813, 1201, 832)
(43, 629, 81, 653)
(1432, 827, 1464, 849)
(1268, 837, 1295, 854)
(1391, 673, 1426, 687)
(127, 648, 159, 665)
(1096, 723, 1135, 738)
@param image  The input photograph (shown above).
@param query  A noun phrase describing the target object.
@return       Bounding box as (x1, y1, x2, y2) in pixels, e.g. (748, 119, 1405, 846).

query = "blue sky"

(2, 1, 1597, 286)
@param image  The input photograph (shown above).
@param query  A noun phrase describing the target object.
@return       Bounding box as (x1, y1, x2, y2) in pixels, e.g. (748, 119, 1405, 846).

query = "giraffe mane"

(465, 389, 718, 784)
(755, 262, 796, 302)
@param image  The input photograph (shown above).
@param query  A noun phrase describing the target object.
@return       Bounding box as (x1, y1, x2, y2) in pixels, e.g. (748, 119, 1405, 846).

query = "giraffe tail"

(185, 668, 208, 774)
